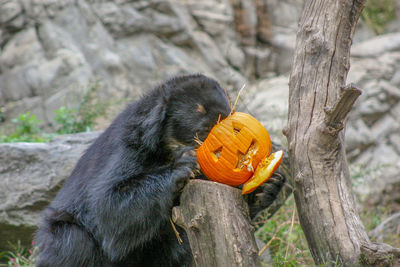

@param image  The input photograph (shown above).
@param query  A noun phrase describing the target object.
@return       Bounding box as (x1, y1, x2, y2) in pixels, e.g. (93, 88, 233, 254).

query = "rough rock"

(0, 0, 306, 133)
(351, 33, 400, 58)
(353, 20, 378, 44)
(346, 38, 400, 213)
(0, 0, 246, 132)
(245, 75, 289, 144)
(345, 119, 375, 157)
(0, 132, 100, 251)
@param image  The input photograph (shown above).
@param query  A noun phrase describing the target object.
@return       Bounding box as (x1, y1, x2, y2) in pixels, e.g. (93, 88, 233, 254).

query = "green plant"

(0, 241, 37, 267)
(78, 81, 108, 131)
(361, 0, 395, 34)
(0, 108, 5, 123)
(53, 106, 79, 134)
(0, 112, 50, 143)
(54, 81, 108, 134)
(255, 196, 314, 266)
(12, 112, 41, 137)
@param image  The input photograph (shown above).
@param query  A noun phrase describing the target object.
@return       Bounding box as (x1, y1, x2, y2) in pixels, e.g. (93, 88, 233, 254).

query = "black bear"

(35, 74, 285, 267)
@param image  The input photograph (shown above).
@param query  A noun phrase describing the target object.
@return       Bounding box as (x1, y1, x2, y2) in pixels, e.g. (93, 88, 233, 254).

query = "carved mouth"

(235, 141, 257, 172)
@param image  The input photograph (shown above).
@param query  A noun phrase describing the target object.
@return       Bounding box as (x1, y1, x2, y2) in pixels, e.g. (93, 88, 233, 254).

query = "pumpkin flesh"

(241, 150, 283, 195)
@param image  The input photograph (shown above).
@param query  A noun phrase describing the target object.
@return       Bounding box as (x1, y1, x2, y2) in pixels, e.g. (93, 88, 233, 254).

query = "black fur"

(35, 74, 285, 267)
(246, 173, 286, 219)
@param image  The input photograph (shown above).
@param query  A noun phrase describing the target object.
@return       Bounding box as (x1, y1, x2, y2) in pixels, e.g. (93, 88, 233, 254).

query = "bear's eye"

(196, 103, 206, 114)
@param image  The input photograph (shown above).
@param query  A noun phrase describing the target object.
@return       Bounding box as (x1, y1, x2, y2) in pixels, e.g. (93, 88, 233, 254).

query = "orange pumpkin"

(197, 112, 271, 186)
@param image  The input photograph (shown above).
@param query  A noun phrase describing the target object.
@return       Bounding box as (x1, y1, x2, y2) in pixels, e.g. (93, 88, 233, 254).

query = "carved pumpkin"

(197, 112, 271, 186)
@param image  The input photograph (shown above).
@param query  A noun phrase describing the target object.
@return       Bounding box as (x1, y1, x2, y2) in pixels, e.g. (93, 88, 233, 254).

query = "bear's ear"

(122, 86, 170, 152)
(140, 93, 169, 151)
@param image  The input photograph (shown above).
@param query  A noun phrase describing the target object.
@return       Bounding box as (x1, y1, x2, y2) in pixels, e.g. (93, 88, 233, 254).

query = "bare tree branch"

(286, 0, 400, 265)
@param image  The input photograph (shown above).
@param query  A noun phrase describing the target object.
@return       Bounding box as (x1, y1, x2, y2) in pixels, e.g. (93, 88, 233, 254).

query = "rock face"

(0, 0, 304, 133)
(0, 132, 100, 252)
(245, 75, 289, 145)
(346, 34, 400, 212)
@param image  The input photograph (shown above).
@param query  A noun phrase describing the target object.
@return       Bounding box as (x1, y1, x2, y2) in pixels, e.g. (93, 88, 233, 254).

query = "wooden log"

(172, 179, 261, 267)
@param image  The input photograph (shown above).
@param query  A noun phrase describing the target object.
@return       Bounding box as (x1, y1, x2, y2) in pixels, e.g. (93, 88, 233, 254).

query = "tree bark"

(286, 0, 400, 266)
(172, 179, 261, 267)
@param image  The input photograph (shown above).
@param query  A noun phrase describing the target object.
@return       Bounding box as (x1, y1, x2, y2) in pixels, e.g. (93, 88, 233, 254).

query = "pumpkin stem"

(231, 83, 246, 115)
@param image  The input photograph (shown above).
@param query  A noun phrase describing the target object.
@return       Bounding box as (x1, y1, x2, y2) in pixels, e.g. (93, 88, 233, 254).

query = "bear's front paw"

(172, 147, 200, 192)
(258, 173, 286, 208)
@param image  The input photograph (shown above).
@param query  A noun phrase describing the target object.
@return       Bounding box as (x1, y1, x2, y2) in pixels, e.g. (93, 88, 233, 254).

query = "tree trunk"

(285, 0, 400, 266)
(172, 179, 261, 267)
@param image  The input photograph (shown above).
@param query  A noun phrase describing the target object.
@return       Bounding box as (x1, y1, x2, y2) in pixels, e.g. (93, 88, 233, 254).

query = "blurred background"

(0, 0, 399, 265)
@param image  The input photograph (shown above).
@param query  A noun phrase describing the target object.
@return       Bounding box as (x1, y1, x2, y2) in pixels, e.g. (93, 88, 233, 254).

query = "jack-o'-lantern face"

(197, 112, 271, 186)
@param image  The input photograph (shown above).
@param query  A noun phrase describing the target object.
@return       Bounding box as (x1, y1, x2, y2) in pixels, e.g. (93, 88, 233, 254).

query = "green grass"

(361, 0, 396, 34)
(255, 195, 314, 266)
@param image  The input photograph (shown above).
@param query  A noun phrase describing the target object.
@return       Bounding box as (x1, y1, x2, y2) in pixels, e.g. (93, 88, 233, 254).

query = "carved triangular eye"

(212, 147, 223, 162)
(233, 127, 241, 136)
